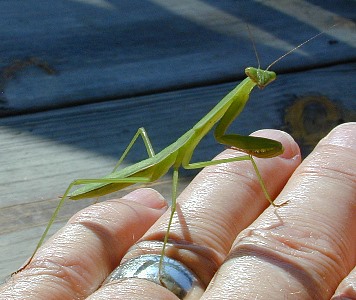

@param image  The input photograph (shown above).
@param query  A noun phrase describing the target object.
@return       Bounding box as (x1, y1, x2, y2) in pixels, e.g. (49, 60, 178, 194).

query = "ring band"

(103, 254, 204, 299)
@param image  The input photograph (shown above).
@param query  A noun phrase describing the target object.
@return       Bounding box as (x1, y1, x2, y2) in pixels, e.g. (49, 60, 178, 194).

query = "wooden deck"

(0, 0, 355, 280)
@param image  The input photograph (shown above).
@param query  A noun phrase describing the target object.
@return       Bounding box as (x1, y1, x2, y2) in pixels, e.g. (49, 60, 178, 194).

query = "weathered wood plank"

(0, 62, 355, 278)
(0, 0, 355, 114)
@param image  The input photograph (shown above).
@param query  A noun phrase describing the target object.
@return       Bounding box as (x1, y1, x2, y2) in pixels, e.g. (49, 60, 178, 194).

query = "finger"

(204, 122, 356, 299)
(88, 278, 180, 300)
(332, 265, 356, 299)
(1, 188, 167, 300)
(119, 129, 300, 290)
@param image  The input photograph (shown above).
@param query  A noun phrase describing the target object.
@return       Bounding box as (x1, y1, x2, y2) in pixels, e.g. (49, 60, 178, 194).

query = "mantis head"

(245, 25, 335, 90)
(245, 67, 276, 89)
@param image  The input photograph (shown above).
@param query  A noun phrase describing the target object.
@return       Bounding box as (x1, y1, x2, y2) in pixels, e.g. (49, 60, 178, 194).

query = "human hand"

(1, 123, 355, 299)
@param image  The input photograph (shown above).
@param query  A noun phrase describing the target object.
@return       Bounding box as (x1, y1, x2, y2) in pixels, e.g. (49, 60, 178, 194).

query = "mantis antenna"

(246, 24, 261, 69)
(267, 24, 338, 70)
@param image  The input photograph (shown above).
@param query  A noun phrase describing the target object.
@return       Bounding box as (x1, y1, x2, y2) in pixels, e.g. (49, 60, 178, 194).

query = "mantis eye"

(245, 67, 276, 89)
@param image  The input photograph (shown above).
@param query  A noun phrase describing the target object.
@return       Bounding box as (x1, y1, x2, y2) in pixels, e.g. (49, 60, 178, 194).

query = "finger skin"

(121, 129, 301, 289)
(332, 265, 356, 299)
(0, 189, 167, 300)
(88, 278, 179, 300)
(203, 123, 356, 299)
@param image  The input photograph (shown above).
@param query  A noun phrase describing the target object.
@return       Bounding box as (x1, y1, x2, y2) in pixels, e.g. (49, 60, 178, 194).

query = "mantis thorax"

(245, 67, 276, 89)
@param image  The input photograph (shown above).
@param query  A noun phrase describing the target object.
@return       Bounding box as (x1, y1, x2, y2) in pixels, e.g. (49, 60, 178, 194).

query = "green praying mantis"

(17, 29, 329, 277)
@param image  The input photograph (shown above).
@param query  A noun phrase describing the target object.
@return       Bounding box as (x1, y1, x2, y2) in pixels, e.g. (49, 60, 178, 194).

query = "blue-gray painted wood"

(0, 0, 355, 114)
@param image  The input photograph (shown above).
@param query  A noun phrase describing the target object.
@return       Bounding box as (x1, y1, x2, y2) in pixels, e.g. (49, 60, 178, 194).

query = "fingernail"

(123, 188, 168, 210)
(320, 122, 356, 150)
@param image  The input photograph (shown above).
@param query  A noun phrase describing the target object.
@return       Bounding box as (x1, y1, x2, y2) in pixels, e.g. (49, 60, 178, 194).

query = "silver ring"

(103, 254, 204, 299)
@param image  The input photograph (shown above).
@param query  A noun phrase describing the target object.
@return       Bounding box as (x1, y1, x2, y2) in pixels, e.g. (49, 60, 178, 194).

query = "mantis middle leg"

(113, 127, 155, 172)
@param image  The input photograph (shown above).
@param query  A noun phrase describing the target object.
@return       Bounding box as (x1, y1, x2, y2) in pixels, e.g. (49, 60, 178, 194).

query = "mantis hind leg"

(15, 175, 151, 274)
(113, 127, 155, 172)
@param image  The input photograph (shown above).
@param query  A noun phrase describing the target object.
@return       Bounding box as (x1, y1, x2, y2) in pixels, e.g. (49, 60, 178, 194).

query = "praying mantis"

(17, 29, 329, 278)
